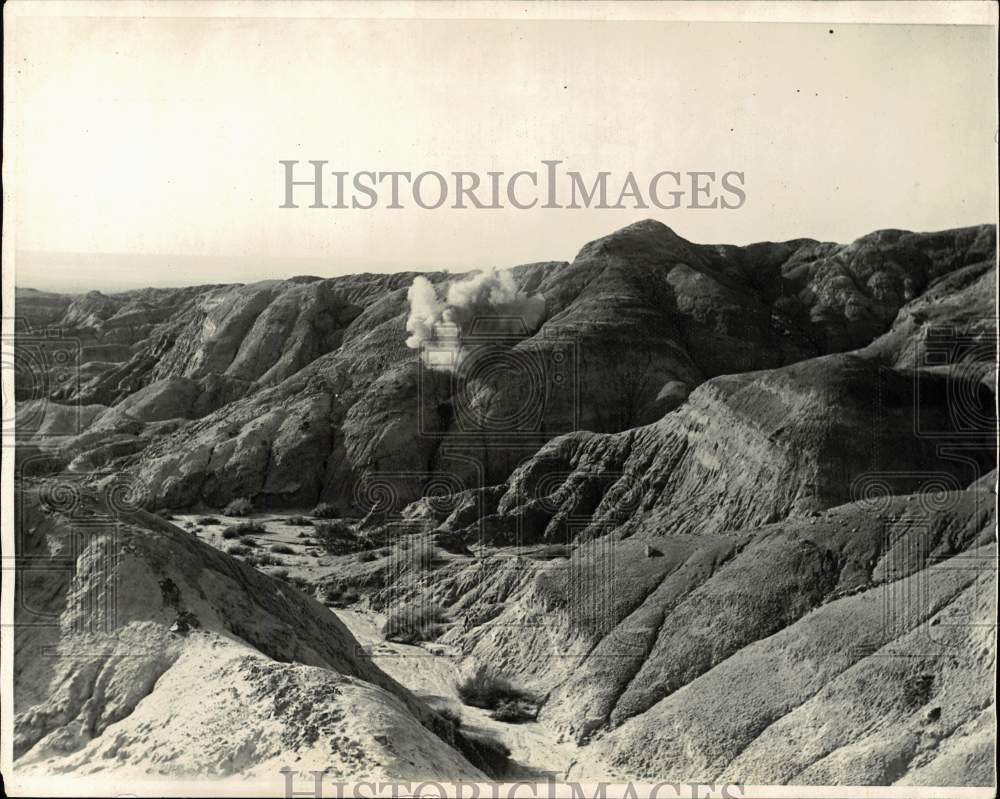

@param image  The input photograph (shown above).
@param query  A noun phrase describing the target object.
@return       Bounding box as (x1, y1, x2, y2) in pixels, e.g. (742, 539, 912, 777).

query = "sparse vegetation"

(270, 544, 295, 555)
(224, 498, 253, 517)
(903, 673, 936, 707)
(157, 510, 175, 521)
(239, 536, 259, 548)
(321, 584, 360, 608)
(382, 602, 447, 644)
(197, 516, 220, 525)
(312, 502, 338, 519)
(221, 520, 265, 539)
(226, 544, 252, 556)
(457, 664, 536, 714)
(452, 728, 511, 777)
(492, 699, 536, 724)
(427, 704, 511, 778)
(435, 707, 463, 728)
(314, 519, 360, 554)
(287, 515, 313, 526)
(270, 568, 290, 581)
(356, 550, 379, 562)
(246, 552, 282, 567)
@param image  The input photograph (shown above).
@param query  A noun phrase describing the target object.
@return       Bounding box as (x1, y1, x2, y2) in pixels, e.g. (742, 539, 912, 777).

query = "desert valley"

(11, 219, 997, 785)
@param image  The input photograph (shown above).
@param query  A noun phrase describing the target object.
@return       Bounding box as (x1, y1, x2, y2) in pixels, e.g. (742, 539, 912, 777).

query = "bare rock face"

(11, 220, 997, 787)
(12, 487, 487, 779)
(15, 221, 996, 517)
(436, 350, 994, 546)
(579, 510, 996, 784)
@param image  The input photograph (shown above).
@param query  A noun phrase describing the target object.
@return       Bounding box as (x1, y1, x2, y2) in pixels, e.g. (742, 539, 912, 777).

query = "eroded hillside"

(12, 220, 997, 785)
(16, 221, 996, 514)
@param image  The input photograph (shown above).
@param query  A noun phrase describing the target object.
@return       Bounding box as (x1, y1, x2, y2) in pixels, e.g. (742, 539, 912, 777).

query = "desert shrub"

(197, 516, 220, 525)
(270, 544, 295, 555)
(382, 602, 447, 644)
(287, 515, 313, 526)
(356, 550, 378, 562)
(314, 519, 359, 554)
(226, 544, 252, 556)
(224, 498, 253, 517)
(312, 502, 339, 519)
(289, 576, 312, 593)
(157, 510, 175, 521)
(271, 568, 290, 581)
(491, 699, 536, 724)
(903, 673, 936, 707)
(321, 584, 360, 608)
(436, 707, 463, 728)
(239, 536, 260, 548)
(453, 728, 511, 778)
(221, 520, 264, 540)
(246, 552, 282, 567)
(457, 664, 534, 711)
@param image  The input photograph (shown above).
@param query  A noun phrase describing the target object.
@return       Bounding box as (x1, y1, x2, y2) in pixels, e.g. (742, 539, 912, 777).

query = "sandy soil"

(172, 511, 580, 779)
(337, 609, 579, 780)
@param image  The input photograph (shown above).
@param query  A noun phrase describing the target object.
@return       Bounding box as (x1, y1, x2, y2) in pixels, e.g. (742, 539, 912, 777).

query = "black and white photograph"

(1, 2, 997, 796)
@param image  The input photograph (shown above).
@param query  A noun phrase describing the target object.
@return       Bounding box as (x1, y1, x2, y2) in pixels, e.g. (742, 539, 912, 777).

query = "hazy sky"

(7, 6, 998, 291)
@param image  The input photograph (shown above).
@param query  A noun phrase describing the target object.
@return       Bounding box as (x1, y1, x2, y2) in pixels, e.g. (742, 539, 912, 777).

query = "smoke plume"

(405, 269, 546, 370)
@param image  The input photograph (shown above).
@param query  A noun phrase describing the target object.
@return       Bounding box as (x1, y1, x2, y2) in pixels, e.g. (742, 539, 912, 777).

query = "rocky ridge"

(12, 220, 997, 785)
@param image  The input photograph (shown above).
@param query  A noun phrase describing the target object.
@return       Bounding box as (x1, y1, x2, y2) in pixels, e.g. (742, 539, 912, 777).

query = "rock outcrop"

(15, 221, 997, 516)
(12, 486, 491, 779)
(12, 220, 997, 786)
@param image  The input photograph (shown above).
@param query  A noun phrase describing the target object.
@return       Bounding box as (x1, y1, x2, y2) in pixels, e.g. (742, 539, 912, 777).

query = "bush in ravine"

(270, 544, 295, 555)
(222, 520, 265, 539)
(246, 553, 282, 568)
(457, 664, 536, 713)
(382, 602, 447, 644)
(314, 519, 358, 554)
(321, 585, 360, 608)
(491, 699, 536, 724)
(224, 498, 253, 517)
(453, 728, 511, 777)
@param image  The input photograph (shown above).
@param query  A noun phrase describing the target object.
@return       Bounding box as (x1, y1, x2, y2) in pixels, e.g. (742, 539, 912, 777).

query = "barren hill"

(12, 220, 997, 785)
